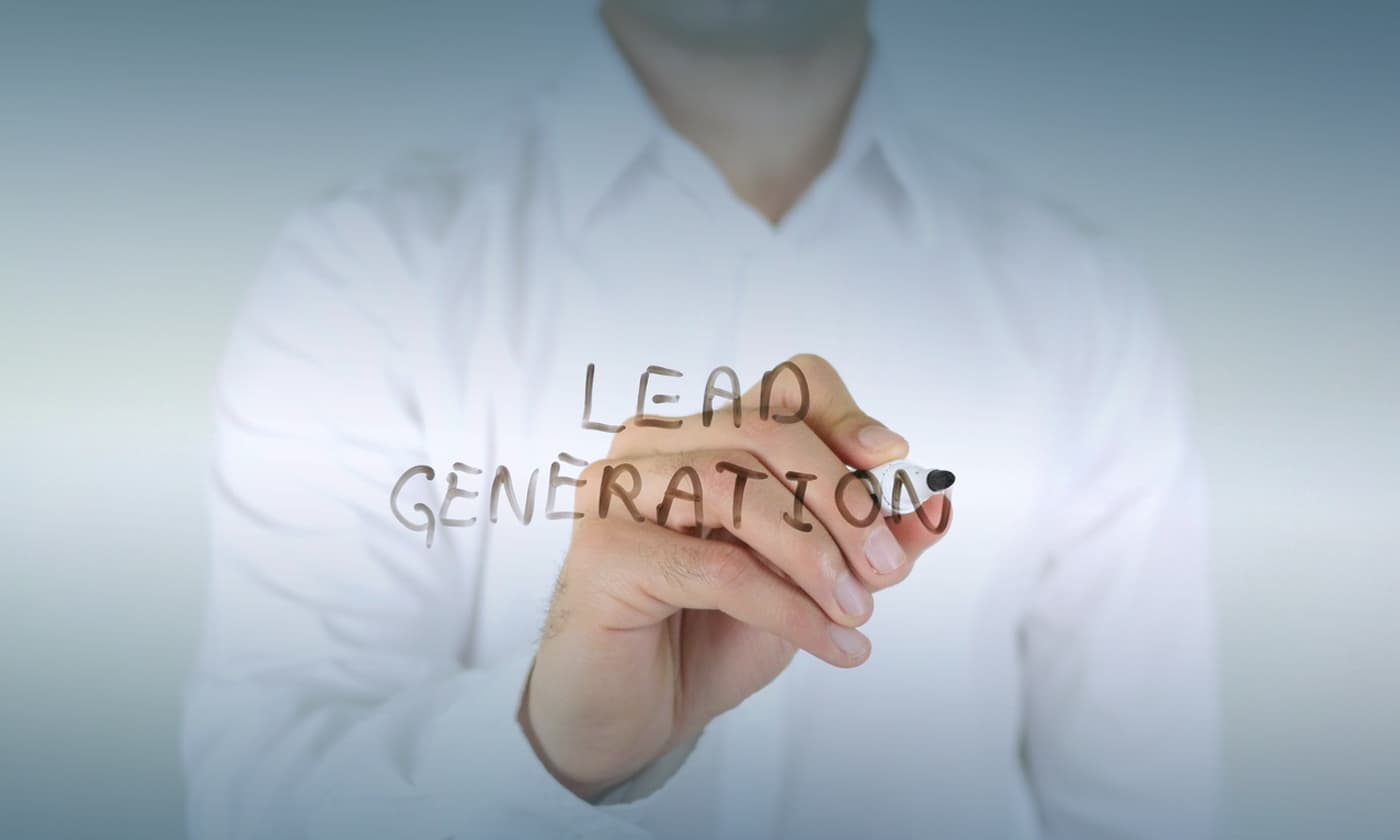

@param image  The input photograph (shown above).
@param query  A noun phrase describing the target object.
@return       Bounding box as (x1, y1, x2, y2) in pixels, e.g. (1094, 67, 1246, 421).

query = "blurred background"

(3, 1, 1397, 837)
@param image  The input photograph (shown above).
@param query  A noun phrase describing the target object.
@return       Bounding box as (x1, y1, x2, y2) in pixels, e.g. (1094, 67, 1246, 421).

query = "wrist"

(517, 659, 629, 800)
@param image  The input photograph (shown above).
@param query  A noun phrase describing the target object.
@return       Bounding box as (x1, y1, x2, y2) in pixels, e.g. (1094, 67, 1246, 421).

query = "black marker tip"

(926, 470, 956, 493)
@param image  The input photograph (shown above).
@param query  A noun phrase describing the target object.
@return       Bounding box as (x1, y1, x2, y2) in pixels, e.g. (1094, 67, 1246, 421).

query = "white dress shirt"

(184, 16, 1219, 840)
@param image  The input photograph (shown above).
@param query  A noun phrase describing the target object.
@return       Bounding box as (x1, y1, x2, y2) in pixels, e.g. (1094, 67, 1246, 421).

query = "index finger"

(743, 353, 909, 470)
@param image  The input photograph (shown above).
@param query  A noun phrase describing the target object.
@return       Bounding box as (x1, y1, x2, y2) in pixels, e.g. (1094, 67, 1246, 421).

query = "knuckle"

(606, 419, 648, 458)
(766, 374, 809, 419)
(578, 457, 615, 488)
(699, 541, 752, 589)
(655, 451, 694, 481)
(653, 539, 706, 589)
(794, 534, 841, 583)
(788, 352, 833, 378)
(703, 449, 760, 484)
(765, 502, 812, 552)
(697, 458, 731, 497)
(787, 353, 861, 418)
(575, 459, 623, 522)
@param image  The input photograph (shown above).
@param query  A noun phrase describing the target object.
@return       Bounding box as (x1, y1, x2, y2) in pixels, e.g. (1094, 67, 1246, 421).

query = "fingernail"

(864, 526, 906, 574)
(833, 571, 873, 620)
(830, 624, 870, 658)
(857, 424, 906, 454)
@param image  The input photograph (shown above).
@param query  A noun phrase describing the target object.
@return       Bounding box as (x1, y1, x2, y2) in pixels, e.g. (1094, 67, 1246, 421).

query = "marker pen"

(860, 460, 955, 517)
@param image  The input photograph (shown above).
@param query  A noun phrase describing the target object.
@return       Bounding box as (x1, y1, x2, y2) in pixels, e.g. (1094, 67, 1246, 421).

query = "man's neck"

(600, 4, 871, 225)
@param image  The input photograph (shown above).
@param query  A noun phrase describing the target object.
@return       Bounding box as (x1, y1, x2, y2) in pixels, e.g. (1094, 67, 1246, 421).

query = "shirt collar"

(545, 13, 928, 238)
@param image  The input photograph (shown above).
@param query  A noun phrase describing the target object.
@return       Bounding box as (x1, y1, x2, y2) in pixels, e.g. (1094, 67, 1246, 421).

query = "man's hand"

(519, 354, 952, 798)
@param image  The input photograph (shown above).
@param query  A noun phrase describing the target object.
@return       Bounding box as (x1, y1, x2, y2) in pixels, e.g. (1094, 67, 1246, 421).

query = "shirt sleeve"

(182, 188, 681, 840)
(1021, 246, 1221, 839)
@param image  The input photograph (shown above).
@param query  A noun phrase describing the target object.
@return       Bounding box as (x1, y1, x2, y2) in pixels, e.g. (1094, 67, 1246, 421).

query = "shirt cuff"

(303, 646, 709, 840)
(590, 731, 703, 806)
(425, 648, 702, 838)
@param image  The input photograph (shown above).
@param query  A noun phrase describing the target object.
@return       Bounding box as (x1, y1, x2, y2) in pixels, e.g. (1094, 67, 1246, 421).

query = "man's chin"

(605, 0, 867, 57)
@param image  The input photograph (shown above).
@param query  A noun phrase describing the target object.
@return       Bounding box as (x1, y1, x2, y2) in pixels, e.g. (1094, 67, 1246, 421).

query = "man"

(184, 2, 1219, 838)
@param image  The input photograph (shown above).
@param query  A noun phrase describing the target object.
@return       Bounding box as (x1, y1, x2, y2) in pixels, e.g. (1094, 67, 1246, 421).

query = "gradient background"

(3, 1, 1397, 837)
